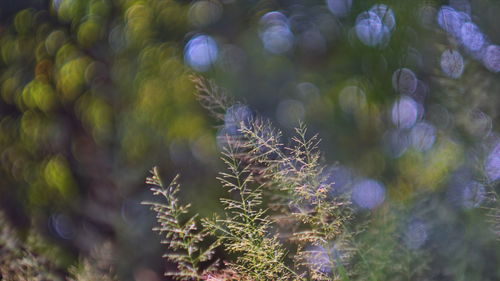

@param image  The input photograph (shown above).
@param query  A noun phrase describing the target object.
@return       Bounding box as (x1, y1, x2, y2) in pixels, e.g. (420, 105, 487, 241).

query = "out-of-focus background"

(2, 0, 500, 280)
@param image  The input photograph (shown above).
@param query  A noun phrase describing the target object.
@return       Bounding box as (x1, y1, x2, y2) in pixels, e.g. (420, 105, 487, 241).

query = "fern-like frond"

(244, 123, 353, 232)
(192, 75, 233, 122)
(203, 138, 302, 281)
(240, 115, 355, 280)
(192, 76, 357, 280)
(143, 167, 219, 280)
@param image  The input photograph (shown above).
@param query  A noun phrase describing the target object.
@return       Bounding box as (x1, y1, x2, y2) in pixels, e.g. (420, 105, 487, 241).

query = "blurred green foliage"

(0, 0, 216, 275)
(0, 0, 211, 210)
(2, 0, 500, 280)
